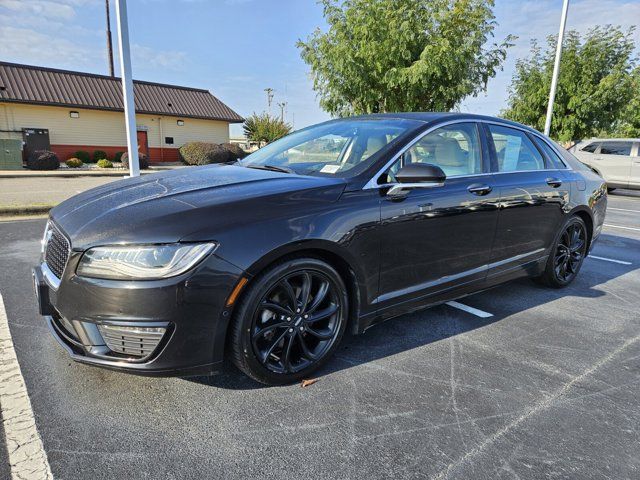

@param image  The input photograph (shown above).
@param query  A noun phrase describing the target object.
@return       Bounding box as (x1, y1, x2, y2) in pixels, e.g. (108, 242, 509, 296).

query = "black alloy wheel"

(536, 216, 588, 288)
(230, 258, 348, 385)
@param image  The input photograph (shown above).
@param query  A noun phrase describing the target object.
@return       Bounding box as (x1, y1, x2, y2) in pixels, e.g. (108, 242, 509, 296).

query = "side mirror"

(388, 163, 446, 196)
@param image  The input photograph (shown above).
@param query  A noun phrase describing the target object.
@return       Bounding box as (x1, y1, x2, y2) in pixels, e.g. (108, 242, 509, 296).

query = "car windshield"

(239, 118, 421, 177)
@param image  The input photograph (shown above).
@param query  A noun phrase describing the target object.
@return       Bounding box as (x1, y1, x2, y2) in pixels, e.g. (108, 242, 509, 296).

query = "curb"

(0, 205, 54, 217)
(0, 170, 163, 179)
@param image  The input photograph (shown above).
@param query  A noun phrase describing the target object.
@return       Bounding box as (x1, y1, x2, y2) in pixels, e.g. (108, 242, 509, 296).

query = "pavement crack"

(432, 333, 640, 480)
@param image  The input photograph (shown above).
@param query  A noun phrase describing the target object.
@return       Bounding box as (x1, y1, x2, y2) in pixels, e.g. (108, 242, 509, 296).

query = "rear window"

(600, 142, 632, 156)
(533, 137, 567, 169)
(580, 142, 599, 153)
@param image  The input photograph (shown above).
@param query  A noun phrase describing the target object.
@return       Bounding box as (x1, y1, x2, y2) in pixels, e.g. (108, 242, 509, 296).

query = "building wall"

(0, 103, 231, 162)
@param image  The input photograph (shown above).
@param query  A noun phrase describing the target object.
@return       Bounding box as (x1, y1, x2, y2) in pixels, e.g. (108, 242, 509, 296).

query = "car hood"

(50, 164, 347, 249)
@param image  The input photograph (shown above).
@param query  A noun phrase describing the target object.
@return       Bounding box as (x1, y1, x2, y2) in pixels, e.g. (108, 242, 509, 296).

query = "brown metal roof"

(0, 62, 244, 123)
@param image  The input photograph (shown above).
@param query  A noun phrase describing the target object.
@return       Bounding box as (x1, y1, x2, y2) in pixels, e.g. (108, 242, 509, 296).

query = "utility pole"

(544, 0, 570, 136)
(264, 88, 274, 113)
(114, 0, 139, 177)
(105, 0, 115, 77)
(277, 102, 287, 122)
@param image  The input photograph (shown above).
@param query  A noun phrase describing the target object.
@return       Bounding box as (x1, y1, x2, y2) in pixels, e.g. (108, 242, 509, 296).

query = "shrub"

(178, 142, 231, 165)
(93, 150, 108, 162)
(114, 151, 125, 163)
(120, 152, 149, 170)
(27, 150, 60, 170)
(65, 158, 83, 168)
(243, 112, 292, 144)
(74, 150, 90, 163)
(97, 159, 113, 168)
(220, 142, 248, 161)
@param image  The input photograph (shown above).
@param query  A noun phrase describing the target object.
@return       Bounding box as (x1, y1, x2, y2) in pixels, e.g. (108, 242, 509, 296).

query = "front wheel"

(535, 216, 588, 288)
(229, 258, 348, 385)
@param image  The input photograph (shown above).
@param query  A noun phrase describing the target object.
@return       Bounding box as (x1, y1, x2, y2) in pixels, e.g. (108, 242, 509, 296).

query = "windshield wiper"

(246, 164, 294, 174)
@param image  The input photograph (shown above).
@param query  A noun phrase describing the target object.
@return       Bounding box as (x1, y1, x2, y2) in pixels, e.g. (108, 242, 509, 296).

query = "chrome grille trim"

(97, 324, 167, 359)
(44, 223, 70, 280)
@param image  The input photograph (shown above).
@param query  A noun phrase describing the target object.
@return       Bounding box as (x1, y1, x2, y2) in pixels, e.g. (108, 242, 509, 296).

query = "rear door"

(485, 123, 570, 277)
(593, 141, 634, 188)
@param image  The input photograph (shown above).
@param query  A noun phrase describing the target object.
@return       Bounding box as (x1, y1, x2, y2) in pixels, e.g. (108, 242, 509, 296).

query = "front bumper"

(33, 251, 245, 376)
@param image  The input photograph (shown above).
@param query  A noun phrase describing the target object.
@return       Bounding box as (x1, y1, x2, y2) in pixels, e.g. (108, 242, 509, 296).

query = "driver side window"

(385, 123, 482, 182)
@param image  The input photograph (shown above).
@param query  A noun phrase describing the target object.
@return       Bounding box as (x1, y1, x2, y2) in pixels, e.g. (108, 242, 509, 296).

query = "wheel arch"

(232, 240, 365, 339)
(568, 206, 594, 250)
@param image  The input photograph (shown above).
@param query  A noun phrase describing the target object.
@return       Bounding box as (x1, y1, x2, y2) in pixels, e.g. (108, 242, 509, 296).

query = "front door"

(485, 123, 569, 276)
(376, 122, 499, 318)
(137, 130, 149, 158)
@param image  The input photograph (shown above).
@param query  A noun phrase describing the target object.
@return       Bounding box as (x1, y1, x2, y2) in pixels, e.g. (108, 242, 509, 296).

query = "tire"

(229, 258, 348, 385)
(535, 216, 588, 288)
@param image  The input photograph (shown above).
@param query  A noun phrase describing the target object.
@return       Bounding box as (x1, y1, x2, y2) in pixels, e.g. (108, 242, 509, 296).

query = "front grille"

(97, 324, 166, 359)
(45, 224, 70, 279)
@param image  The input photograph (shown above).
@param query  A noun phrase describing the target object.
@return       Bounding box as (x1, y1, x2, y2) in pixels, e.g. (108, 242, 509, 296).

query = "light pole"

(105, 0, 114, 76)
(544, 0, 570, 136)
(264, 88, 274, 113)
(114, 0, 140, 177)
(277, 102, 287, 122)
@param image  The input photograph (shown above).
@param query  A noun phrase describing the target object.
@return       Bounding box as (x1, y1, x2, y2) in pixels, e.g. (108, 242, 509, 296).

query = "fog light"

(97, 324, 167, 358)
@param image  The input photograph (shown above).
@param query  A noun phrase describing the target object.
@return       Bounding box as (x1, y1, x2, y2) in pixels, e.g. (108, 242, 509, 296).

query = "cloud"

(0, 25, 99, 69)
(131, 44, 188, 71)
(0, 0, 95, 20)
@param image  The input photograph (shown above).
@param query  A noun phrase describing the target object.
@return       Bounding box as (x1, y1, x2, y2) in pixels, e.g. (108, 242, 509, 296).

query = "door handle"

(546, 178, 562, 188)
(467, 183, 492, 196)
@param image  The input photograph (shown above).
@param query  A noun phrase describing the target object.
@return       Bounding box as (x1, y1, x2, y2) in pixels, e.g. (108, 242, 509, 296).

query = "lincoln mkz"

(33, 113, 607, 385)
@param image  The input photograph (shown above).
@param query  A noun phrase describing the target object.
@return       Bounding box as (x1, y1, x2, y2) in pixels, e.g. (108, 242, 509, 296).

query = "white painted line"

(589, 255, 632, 265)
(446, 301, 494, 318)
(608, 207, 640, 213)
(0, 294, 53, 479)
(604, 223, 640, 232)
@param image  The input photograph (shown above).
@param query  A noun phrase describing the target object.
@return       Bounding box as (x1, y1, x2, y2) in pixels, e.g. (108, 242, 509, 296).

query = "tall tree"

(297, 0, 513, 117)
(502, 26, 637, 142)
(617, 67, 640, 137)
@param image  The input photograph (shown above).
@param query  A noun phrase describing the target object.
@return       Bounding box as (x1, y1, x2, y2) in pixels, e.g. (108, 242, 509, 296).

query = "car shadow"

(186, 232, 638, 390)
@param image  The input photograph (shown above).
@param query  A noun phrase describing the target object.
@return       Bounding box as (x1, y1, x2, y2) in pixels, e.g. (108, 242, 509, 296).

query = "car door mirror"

(388, 163, 446, 196)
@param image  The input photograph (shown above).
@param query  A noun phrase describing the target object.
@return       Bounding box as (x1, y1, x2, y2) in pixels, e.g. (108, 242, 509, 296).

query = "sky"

(1, 0, 638, 137)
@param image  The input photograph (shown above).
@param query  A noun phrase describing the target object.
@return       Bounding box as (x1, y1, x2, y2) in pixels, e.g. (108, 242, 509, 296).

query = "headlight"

(77, 243, 217, 280)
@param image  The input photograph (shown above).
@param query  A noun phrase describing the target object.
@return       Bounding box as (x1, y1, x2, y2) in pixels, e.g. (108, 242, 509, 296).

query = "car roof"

(344, 112, 543, 135)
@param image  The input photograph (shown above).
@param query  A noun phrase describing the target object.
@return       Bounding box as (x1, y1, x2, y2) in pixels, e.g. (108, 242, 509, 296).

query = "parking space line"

(589, 255, 632, 265)
(603, 224, 640, 232)
(445, 301, 493, 318)
(608, 207, 640, 213)
(0, 294, 53, 480)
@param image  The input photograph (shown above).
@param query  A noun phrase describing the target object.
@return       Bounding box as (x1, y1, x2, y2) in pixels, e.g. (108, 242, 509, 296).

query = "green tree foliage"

(502, 26, 637, 142)
(617, 67, 640, 137)
(243, 113, 292, 144)
(297, 0, 513, 116)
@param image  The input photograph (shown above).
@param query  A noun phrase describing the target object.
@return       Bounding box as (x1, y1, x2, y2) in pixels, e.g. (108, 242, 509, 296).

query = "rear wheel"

(535, 216, 588, 288)
(230, 258, 348, 385)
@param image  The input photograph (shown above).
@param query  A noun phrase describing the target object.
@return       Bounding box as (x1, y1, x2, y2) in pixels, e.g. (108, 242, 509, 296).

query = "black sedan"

(33, 113, 607, 385)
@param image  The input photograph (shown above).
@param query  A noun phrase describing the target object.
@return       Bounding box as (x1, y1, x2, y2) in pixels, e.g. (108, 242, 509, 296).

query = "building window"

(165, 137, 174, 145)
(69, 111, 79, 118)
(177, 120, 184, 126)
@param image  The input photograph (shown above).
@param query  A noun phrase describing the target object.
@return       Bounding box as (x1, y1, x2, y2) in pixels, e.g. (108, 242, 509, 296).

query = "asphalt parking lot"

(1, 191, 639, 480)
